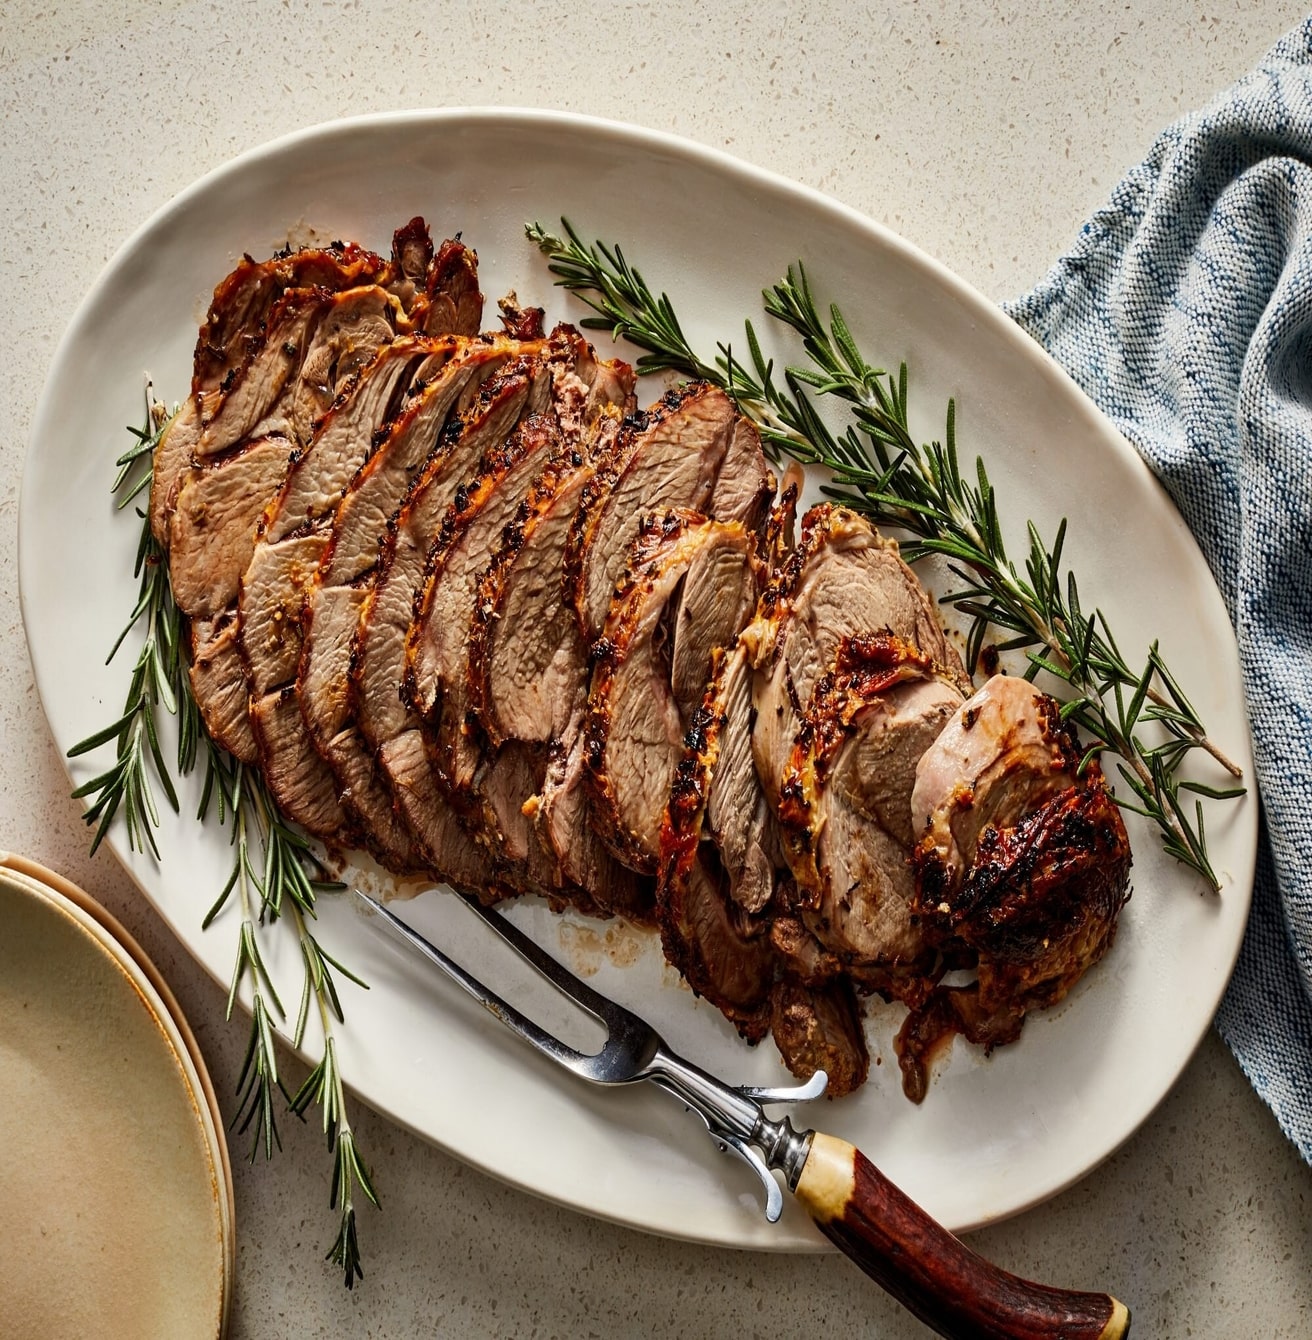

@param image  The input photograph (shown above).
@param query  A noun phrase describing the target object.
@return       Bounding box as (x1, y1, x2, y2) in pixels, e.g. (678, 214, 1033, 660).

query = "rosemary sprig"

(287, 904, 379, 1290)
(67, 391, 184, 857)
(72, 389, 379, 1282)
(527, 222, 1245, 892)
(198, 743, 376, 1283)
(526, 220, 813, 457)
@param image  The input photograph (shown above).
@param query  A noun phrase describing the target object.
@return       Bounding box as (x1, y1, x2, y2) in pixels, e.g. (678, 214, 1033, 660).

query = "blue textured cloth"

(1004, 21, 1312, 1160)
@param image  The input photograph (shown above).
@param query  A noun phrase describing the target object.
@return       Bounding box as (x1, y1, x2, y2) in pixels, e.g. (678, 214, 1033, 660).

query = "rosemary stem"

(1143, 685, 1243, 777)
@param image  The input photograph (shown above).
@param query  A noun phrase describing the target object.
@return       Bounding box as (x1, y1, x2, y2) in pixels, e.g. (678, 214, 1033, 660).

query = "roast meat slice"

(194, 227, 479, 462)
(170, 436, 295, 622)
(409, 233, 484, 339)
(777, 635, 963, 971)
(744, 503, 970, 814)
(468, 418, 618, 751)
(188, 616, 259, 763)
(704, 645, 781, 915)
(910, 673, 1081, 885)
(565, 383, 772, 642)
(476, 740, 563, 899)
(891, 674, 1133, 1102)
(183, 275, 475, 774)
(190, 227, 455, 399)
(264, 335, 459, 548)
(399, 333, 635, 891)
(467, 324, 639, 749)
(241, 335, 457, 701)
(152, 233, 452, 552)
(466, 405, 651, 918)
(586, 512, 761, 873)
(252, 687, 344, 837)
(656, 645, 870, 1094)
(769, 975, 870, 1098)
(170, 285, 411, 620)
(240, 531, 330, 698)
(463, 332, 657, 914)
(194, 284, 405, 463)
(150, 393, 214, 549)
(535, 731, 653, 921)
(376, 727, 495, 894)
(157, 226, 472, 549)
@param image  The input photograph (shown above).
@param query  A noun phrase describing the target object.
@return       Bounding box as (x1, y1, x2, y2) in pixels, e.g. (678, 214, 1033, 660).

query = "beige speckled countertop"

(4, 3, 1311, 1336)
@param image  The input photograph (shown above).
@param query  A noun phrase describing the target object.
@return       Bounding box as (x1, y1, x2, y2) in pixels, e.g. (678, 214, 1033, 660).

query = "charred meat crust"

(895, 681, 1132, 1102)
(912, 762, 1130, 995)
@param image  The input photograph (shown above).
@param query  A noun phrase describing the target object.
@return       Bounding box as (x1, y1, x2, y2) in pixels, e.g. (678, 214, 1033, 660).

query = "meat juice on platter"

(153, 217, 1132, 1102)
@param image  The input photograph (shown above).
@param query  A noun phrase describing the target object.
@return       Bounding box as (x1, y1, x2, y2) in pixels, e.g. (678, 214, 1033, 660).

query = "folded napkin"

(1004, 20, 1312, 1160)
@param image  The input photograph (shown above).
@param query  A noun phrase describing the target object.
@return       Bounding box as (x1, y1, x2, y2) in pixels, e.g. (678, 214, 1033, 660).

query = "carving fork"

(356, 889, 1130, 1340)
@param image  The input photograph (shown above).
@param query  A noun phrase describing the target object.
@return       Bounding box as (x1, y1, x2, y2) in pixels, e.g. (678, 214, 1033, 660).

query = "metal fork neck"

(645, 1046, 815, 1196)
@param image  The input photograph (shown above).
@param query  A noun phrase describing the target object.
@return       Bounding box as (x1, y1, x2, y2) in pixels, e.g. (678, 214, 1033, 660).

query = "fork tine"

(356, 889, 596, 1074)
(459, 894, 639, 1030)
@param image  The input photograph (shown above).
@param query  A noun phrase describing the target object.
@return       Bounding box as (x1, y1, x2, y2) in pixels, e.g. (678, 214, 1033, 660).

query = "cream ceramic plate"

(20, 111, 1257, 1249)
(0, 855, 232, 1336)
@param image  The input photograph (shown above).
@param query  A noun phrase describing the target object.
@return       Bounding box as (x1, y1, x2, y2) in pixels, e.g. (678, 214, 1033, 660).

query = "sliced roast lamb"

(293, 343, 547, 870)
(241, 334, 460, 701)
(741, 504, 973, 988)
(344, 333, 628, 884)
(150, 237, 398, 548)
(656, 638, 872, 1094)
(468, 422, 619, 753)
(403, 337, 636, 895)
(564, 382, 773, 643)
(154, 225, 480, 765)
(405, 414, 567, 854)
(880, 674, 1133, 1101)
(192, 230, 479, 462)
(743, 503, 971, 811)
(697, 643, 781, 916)
(776, 634, 964, 974)
(697, 472, 804, 919)
(768, 975, 870, 1097)
(464, 409, 648, 919)
(911, 673, 1090, 886)
(246, 337, 520, 855)
(152, 223, 1138, 1106)
(191, 225, 472, 402)
(169, 287, 420, 761)
(585, 510, 762, 874)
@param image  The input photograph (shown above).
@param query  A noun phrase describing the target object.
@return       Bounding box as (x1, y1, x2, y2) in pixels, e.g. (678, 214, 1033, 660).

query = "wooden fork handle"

(794, 1133, 1130, 1340)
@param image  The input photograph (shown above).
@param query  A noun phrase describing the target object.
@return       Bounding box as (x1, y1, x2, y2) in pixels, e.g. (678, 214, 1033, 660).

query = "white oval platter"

(19, 109, 1256, 1249)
